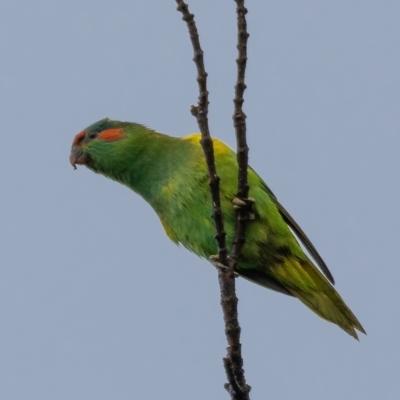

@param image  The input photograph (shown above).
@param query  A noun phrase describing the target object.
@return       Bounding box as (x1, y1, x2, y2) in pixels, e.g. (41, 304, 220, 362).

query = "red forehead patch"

(72, 131, 86, 146)
(98, 128, 124, 142)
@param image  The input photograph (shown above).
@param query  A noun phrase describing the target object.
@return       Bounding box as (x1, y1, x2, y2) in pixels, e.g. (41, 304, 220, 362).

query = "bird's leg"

(232, 197, 256, 220)
(209, 255, 239, 277)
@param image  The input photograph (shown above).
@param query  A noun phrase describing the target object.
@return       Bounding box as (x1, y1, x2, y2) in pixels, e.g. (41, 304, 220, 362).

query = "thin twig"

(230, 0, 251, 266)
(175, 0, 228, 265)
(222, 1, 251, 399)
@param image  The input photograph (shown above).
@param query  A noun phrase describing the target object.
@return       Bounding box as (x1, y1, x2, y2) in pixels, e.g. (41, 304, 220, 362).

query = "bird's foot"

(209, 255, 239, 277)
(232, 197, 256, 220)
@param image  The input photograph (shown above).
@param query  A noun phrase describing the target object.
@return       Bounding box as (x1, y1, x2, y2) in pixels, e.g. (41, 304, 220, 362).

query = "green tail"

(252, 259, 365, 339)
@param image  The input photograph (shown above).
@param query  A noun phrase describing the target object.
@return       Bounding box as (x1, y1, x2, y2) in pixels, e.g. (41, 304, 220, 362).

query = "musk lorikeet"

(70, 118, 365, 339)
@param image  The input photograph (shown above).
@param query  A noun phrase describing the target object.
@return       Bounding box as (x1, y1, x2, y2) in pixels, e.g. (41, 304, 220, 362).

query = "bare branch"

(230, 0, 251, 266)
(225, 1, 251, 398)
(175, 0, 228, 265)
(175, 1, 251, 398)
(219, 273, 251, 400)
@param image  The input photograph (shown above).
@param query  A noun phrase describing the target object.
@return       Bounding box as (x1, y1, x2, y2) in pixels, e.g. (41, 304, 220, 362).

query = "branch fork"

(176, 1, 251, 398)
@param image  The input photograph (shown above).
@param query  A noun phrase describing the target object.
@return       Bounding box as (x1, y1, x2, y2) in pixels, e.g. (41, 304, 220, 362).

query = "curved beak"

(69, 146, 87, 169)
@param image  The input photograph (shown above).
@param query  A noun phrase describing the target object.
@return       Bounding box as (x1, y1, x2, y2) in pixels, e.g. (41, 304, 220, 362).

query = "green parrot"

(70, 118, 365, 339)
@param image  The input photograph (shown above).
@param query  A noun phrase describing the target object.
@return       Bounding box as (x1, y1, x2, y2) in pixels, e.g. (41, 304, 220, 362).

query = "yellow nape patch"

(182, 133, 233, 157)
(182, 133, 202, 143)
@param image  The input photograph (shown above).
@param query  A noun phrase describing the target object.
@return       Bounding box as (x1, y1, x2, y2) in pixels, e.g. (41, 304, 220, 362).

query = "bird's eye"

(87, 131, 98, 140)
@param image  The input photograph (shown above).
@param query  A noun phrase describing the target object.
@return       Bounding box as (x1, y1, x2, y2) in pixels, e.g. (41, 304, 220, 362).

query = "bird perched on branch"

(70, 118, 365, 339)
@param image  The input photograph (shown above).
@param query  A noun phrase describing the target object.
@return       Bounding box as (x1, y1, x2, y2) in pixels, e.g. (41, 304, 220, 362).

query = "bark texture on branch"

(222, 1, 251, 398)
(176, 1, 251, 398)
(176, 0, 228, 265)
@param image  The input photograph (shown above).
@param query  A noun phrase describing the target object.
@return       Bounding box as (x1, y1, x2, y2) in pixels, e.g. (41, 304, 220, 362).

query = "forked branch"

(175, 1, 251, 398)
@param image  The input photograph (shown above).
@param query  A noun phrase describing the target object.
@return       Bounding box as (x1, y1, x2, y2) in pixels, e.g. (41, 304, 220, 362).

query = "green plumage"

(71, 118, 365, 339)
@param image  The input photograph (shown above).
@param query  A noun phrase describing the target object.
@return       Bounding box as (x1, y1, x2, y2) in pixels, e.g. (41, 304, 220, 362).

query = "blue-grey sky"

(1, 1, 399, 399)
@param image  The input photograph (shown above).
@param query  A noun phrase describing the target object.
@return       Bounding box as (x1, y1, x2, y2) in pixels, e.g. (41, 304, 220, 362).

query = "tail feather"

(269, 259, 366, 339)
(287, 287, 365, 340)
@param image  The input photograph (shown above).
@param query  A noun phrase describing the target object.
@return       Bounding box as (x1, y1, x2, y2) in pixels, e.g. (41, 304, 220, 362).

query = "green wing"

(259, 179, 335, 285)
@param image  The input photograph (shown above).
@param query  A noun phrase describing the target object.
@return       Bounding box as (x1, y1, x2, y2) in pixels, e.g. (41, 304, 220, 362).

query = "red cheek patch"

(98, 128, 124, 142)
(72, 131, 86, 146)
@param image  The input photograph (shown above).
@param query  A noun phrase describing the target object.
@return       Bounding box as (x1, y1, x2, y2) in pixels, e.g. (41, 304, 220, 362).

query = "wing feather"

(258, 179, 335, 285)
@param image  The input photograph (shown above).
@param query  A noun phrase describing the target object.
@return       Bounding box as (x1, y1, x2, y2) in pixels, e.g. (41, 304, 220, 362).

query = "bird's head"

(69, 118, 129, 171)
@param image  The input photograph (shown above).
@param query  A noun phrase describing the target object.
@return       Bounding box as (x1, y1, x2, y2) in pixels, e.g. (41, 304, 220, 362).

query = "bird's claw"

(232, 197, 256, 220)
(209, 255, 239, 277)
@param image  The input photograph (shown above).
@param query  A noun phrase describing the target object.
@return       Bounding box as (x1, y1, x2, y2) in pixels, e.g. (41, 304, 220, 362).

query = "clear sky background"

(1, 1, 399, 399)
